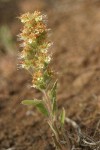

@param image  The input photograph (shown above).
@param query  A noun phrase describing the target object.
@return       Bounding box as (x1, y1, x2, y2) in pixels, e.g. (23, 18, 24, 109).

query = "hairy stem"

(42, 89, 69, 150)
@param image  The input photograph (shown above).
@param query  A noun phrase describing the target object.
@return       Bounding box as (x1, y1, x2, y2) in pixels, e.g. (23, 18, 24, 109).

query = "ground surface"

(0, 0, 100, 150)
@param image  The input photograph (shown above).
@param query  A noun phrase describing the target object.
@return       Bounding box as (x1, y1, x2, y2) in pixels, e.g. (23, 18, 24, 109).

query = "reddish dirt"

(0, 0, 100, 150)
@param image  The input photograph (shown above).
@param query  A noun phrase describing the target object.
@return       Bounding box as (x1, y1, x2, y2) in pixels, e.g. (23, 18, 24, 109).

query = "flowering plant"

(18, 11, 70, 150)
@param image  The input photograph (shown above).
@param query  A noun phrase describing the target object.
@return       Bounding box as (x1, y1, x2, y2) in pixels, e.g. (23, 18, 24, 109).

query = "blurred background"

(0, 0, 100, 150)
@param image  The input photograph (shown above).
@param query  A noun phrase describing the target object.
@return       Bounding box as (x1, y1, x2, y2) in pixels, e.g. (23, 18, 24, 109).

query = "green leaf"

(50, 80, 58, 114)
(22, 99, 49, 116)
(50, 80, 57, 101)
(60, 108, 65, 126)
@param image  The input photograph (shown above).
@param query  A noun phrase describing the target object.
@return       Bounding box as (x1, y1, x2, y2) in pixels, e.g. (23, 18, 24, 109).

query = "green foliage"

(0, 25, 16, 54)
(60, 108, 65, 126)
(50, 80, 58, 114)
(22, 99, 49, 116)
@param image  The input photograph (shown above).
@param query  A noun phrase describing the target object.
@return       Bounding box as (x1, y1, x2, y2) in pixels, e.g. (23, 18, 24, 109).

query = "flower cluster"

(18, 11, 53, 89)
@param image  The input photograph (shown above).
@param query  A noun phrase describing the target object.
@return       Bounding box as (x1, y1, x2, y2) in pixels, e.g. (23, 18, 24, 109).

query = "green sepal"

(21, 99, 49, 116)
(60, 108, 65, 126)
